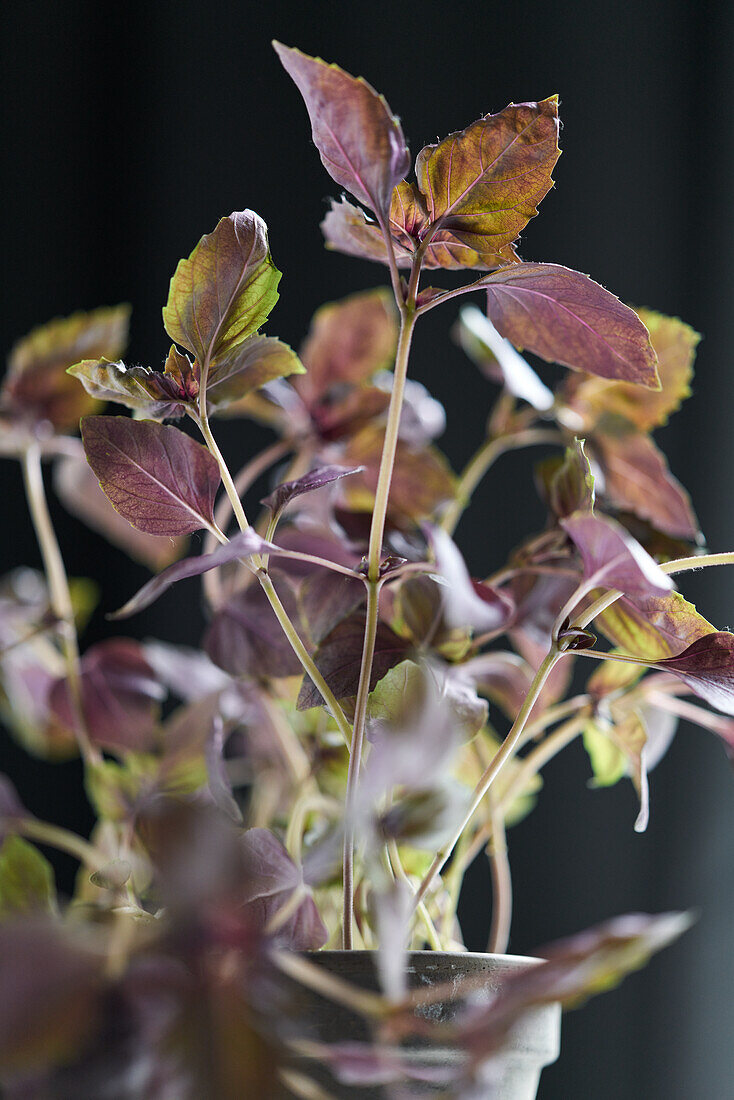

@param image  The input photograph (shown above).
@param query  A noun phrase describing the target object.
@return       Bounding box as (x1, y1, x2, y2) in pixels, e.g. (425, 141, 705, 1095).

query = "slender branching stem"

(486, 793, 512, 954)
(441, 429, 563, 536)
(415, 646, 563, 907)
(21, 444, 99, 765)
(16, 816, 107, 871)
(342, 579, 380, 948)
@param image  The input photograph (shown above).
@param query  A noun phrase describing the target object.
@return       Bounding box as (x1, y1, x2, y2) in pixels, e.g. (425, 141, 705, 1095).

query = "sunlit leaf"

(273, 43, 410, 217)
(583, 718, 628, 788)
(594, 430, 700, 540)
(67, 357, 192, 419)
(0, 836, 56, 916)
(162, 211, 280, 365)
(81, 416, 220, 536)
(456, 305, 554, 410)
(2, 305, 130, 432)
(54, 452, 185, 570)
(564, 309, 700, 431)
(415, 97, 560, 262)
(595, 591, 714, 662)
(481, 264, 659, 386)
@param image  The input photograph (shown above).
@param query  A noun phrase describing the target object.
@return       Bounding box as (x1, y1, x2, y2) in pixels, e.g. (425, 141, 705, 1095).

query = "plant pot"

(282, 951, 561, 1099)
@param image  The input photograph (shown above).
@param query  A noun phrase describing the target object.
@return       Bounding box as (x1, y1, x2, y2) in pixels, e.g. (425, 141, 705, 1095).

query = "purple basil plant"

(0, 42, 729, 1098)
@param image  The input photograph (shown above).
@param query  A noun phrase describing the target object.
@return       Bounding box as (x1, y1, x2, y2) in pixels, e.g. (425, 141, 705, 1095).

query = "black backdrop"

(2, 2, 734, 1096)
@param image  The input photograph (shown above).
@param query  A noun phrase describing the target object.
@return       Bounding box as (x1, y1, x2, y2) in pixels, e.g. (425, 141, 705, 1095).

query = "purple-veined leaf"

(49, 638, 163, 753)
(594, 431, 700, 541)
(54, 452, 185, 570)
(273, 43, 410, 218)
(81, 416, 220, 536)
(205, 571, 306, 679)
(563, 308, 700, 431)
(206, 334, 304, 413)
(430, 526, 514, 633)
(240, 827, 327, 950)
(560, 511, 673, 598)
(415, 97, 560, 261)
(456, 911, 692, 1065)
(2, 305, 130, 433)
(299, 569, 366, 643)
(297, 611, 411, 710)
(162, 211, 280, 365)
(261, 464, 364, 517)
(656, 633, 734, 716)
(67, 357, 194, 419)
(297, 287, 398, 403)
(481, 263, 659, 386)
(456, 305, 554, 410)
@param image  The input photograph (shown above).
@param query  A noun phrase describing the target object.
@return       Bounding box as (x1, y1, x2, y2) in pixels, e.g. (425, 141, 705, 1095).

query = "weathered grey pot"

(282, 951, 561, 1099)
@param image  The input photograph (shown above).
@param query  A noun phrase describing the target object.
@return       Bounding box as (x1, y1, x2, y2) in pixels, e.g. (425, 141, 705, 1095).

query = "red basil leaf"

(656, 633, 734, 716)
(274, 43, 410, 218)
(205, 572, 305, 680)
(261, 464, 364, 516)
(81, 416, 220, 536)
(561, 511, 673, 598)
(481, 263, 659, 386)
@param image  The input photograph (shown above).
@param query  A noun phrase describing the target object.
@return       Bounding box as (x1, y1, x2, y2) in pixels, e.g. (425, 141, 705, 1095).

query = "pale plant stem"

(646, 691, 734, 736)
(415, 647, 563, 908)
(260, 695, 311, 785)
(342, 579, 380, 949)
(258, 571, 354, 751)
(486, 793, 512, 954)
(414, 273, 489, 318)
(192, 414, 355, 750)
(386, 838, 444, 952)
(366, 309, 418, 580)
(440, 830, 470, 942)
(279, 1069, 337, 1100)
(519, 694, 592, 746)
(441, 429, 563, 536)
(16, 816, 106, 871)
(21, 444, 99, 765)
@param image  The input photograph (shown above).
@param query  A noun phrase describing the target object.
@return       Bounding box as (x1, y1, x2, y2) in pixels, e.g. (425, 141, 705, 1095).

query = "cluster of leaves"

(0, 40, 730, 1099)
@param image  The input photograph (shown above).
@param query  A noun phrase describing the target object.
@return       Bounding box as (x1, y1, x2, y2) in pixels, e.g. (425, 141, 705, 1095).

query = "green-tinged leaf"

(162, 211, 280, 364)
(586, 658, 645, 698)
(596, 590, 715, 661)
(54, 453, 186, 569)
(297, 288, 398, 402)
(415, 97, 560, 262)
(583, 718, 627, 788)
(297, 611, 411, 710)
(85, 755, 158, 822)
(538, 438, 595, 519)
(481, 263, 659, 386)
(81, 416, 220, 536)
(564, 309, 700, 431)
(344, 425, 457, 522)
(2, 304, 130, 432)
(368, 659, 424, 726)
(68, 356, 195, 419)
(273, 42, 410, 217)
(207, 335, 303, 412)
(0, 836, 56, 915)
(594, 430, 700, 541)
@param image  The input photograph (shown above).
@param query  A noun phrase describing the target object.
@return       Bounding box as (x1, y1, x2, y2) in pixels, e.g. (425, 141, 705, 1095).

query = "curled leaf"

(656, 632, 734, 716)
(561, 511, 673, 598)
(261, 465, 364, 517)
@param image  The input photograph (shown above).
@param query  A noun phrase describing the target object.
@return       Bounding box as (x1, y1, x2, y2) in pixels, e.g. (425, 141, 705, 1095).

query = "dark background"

(2, 2, 734, 1096)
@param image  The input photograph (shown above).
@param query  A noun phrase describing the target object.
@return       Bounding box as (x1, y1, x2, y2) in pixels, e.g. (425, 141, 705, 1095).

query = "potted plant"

(0, 41, 730, 1098)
